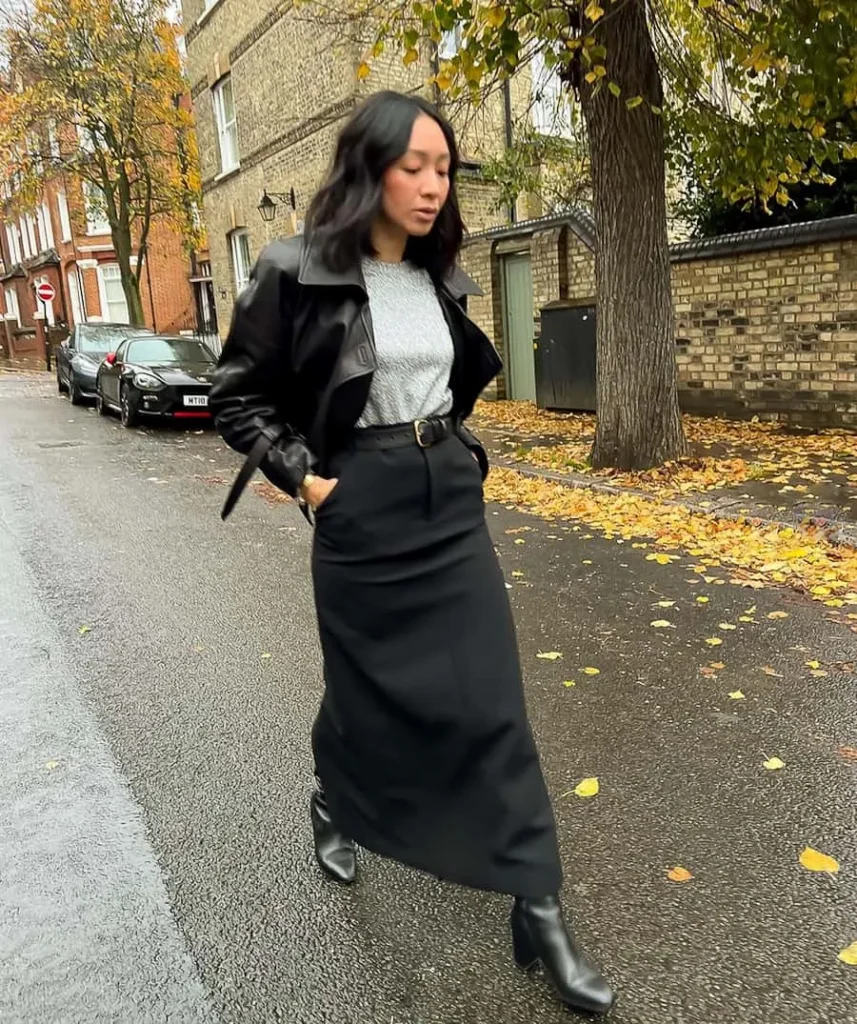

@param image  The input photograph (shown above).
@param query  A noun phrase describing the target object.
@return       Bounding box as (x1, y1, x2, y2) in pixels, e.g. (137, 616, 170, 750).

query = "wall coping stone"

(464, 211, 857, 262)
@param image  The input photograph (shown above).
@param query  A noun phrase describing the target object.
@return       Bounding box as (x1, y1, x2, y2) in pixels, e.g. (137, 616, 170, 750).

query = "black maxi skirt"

(310, 429, 562, 898)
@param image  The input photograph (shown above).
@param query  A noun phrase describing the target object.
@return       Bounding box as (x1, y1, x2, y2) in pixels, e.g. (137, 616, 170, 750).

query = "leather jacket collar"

(296, 236, 483, 302)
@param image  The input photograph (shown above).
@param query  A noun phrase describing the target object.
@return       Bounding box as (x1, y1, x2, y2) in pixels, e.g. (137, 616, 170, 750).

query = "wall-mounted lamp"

(257, 187, 296, 223)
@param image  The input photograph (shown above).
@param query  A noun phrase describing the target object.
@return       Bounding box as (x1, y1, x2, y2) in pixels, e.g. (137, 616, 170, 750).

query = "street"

(1, 371, 855, 1024)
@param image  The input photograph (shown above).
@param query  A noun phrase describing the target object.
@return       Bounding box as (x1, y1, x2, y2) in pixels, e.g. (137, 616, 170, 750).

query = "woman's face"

(381, 114, 451, 238)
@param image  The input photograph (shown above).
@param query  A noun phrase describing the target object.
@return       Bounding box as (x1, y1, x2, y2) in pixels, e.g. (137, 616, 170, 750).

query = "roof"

(463, 210, 857, 260)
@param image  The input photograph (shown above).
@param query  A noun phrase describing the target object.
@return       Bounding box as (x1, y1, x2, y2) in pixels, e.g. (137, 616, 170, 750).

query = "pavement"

(471, 408, 857, 543)
(1, 370, 856, 1024)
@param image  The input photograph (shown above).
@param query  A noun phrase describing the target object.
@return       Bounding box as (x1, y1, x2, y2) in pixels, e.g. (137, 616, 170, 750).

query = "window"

(19, 216, 34, 259)
(212, 76, 239, 173)
(4, 285, 20, 326)
(5, 224, 22, 264)
(438, 25, 462, 59)
(531, 51, 573, 139)
(126, 337, 215, 365)
(38, 202, 55, 249)
(68, 269, 84, 325)
(48, 121, 60, 159)
(56, 191, 72, 242)
(96, 263, 129, 323)
(229, 230, 251, 293)
(84, 182, 111, 235)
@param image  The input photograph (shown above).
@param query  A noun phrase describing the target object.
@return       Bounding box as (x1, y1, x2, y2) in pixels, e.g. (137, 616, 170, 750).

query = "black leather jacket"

(209, 236, 502, 518)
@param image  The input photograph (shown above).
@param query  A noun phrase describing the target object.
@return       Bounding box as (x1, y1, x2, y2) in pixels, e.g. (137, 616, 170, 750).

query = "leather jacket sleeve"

(457, 421, 489, 481)
(209, 248, 317, 502)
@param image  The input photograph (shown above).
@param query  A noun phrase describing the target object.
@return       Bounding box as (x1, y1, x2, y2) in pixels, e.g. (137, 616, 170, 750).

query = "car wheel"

(120, 384, 139, 428)
(68, 371, 83, 406)
(95, 386, 109, 417)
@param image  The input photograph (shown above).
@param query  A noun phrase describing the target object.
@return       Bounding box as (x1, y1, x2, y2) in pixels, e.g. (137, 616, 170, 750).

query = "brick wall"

(460, 214, 857, 427)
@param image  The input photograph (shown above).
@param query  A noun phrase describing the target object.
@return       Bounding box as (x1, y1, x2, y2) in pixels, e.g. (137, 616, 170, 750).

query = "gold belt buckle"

(414, 419, 430, 447)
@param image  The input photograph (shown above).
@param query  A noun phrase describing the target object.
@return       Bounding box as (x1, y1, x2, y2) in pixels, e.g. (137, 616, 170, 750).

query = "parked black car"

(95, 335, 217, 428)
(56, 323, 154, 405)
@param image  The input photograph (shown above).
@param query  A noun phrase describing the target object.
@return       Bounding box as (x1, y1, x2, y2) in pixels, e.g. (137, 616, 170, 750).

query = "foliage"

(0, 0, 202, 324)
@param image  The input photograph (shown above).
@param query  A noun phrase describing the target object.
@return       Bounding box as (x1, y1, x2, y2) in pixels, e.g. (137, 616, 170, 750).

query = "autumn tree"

(0, 0, 202, 325)
(309, 0, 857, 469)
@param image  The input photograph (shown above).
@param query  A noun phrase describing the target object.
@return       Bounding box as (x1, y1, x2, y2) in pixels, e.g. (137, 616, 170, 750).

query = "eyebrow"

(405, 148, 451, 160)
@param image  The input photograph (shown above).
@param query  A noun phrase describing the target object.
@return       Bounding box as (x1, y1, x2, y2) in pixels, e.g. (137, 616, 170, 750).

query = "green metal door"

(501, 253, 536, 402)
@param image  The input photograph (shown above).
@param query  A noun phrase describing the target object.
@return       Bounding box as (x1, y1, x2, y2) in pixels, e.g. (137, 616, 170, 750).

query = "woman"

(210, 90, 614, 1016)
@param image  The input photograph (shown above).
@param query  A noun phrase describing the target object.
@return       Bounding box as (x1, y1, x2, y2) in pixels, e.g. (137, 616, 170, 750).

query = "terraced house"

(179, 0, 571, 341)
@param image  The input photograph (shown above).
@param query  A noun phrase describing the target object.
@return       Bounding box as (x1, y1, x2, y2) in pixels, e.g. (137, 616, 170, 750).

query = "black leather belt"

(351, 415, 455, 451)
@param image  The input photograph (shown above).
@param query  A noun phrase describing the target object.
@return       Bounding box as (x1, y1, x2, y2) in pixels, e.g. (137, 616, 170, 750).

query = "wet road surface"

(1, 373, 855, 1024)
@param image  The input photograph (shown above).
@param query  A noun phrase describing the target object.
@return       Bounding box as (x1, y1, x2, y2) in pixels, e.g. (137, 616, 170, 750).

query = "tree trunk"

(111, 221, 146, 326)
(579, 0, 686, 470)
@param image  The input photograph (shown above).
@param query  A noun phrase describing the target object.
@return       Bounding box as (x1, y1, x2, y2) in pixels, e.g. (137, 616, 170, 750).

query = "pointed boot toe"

(310, 790, 357, 885)
(511, 896, 615, 1015)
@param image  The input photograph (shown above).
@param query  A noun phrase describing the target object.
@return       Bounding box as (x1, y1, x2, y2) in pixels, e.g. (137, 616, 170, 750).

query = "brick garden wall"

(459, 214, 857, 427)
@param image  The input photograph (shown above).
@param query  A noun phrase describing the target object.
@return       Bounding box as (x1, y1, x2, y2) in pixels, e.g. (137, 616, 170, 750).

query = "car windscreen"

(78, 326, 151, 354)
(126, 338, 215, 365)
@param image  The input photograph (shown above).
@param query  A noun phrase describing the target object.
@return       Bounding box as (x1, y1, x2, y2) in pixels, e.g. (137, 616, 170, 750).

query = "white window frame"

(48, 120, 60, 159)
(438, 25, 462, 59)
(212, 76, 239, 174)
(5, 224, 22, 264)
(230, 229, 251, 294)
(96, 262, 130, 324)
(4, 285, 20, 326)
(531, 50, 574, 139)
(20, 216, 34, 259)
(56, 191, 72, 242)
(84, 181, 111, 236)
(67, 268, 84, 325)
(38, 201, 55, 249)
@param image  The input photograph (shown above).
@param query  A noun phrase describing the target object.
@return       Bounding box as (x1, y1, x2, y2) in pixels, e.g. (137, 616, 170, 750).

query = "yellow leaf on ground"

(706, 637, 723, 646)
(646, 552, 678, 565)
(696, 596, 710, 603)
(655, 600, 675, 608)
(719, 623, 737, 630)
(729, 690, 746, 699)
(811, 669, 829, 678)
(806, 660, 821, 669)
(261, 652, 272, 660)
(768, 611, 790, 619)
(563, 680, 576, 687)
(838, 941, 857, 965)
(739, 615, 755, 622)
(763, 756, 785, 770)
(709, 661, 725, 669)
(574, 777, 599, 798)
(582, 667, 600, 676)
(537, 651, 563, 660)
(799, 847, 840, 874)
(511, 571, 525, 578)
(78, 625, 92, 635)
(514, 538, 526, 545)
(761, 666, 783, 677)
(45, 760, 60, 770)
(667, 866, 693, 882)
(650, 620, 673, 628)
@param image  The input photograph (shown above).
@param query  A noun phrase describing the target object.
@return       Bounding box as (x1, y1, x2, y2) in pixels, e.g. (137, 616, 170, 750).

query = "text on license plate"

(183, 395, 208, 407)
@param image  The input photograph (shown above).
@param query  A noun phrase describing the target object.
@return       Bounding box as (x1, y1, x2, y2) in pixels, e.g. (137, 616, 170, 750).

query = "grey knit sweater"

(356, 258, 454, 428)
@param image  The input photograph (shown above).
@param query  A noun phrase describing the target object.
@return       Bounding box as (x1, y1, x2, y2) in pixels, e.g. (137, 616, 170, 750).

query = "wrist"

(299, 472, 317, 502)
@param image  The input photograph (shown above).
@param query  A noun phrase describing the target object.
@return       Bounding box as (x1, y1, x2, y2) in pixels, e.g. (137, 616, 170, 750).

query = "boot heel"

(511, 919, 538, 971)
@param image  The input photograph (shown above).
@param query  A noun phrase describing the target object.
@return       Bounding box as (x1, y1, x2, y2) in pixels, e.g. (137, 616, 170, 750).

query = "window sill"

(214, 164, 241, 184)
(196, 0, 226, 29)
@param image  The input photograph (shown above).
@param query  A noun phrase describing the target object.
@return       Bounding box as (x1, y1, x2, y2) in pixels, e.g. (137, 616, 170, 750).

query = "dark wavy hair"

(304, 91, 464, 283)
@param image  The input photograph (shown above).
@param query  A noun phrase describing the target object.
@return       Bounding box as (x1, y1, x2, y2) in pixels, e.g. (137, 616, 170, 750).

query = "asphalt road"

(1, 372, 855, 1024)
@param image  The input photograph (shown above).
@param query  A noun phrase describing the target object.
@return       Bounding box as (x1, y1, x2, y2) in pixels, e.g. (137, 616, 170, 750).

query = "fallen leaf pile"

(484, 468, 857, 603)
(474, 400, 857, 502)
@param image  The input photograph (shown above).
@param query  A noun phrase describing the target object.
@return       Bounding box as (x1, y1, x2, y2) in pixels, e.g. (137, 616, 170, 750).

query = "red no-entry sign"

(35, 281, 56, 303)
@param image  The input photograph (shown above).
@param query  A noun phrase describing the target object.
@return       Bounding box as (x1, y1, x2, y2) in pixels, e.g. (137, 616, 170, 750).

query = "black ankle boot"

(310, 784, 357, 885)
(511, 896, 614, 1015)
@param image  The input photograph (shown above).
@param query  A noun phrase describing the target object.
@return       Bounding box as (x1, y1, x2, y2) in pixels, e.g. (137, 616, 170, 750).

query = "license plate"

(183, 395, 208, 407)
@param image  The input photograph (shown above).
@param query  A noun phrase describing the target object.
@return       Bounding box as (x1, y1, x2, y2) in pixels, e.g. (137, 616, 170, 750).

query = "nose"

(420, 170, 442, 198)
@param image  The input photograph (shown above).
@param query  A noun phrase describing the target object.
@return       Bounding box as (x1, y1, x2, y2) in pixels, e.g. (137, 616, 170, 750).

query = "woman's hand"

(301, 475, 339, 510)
